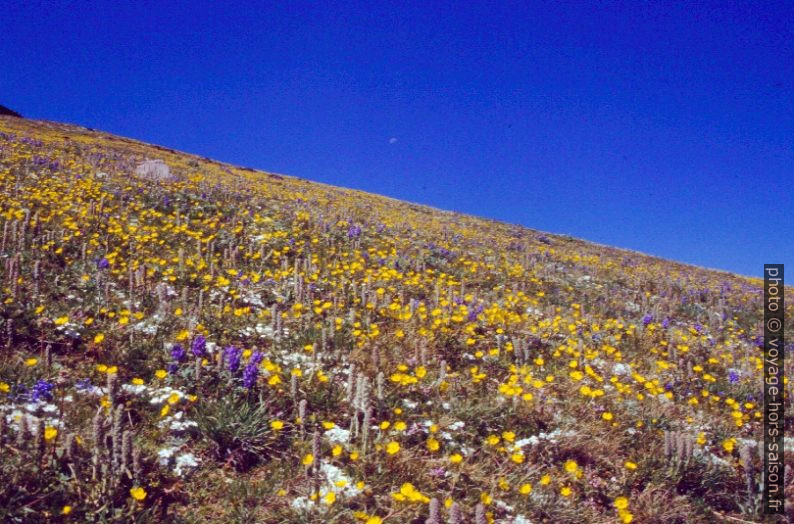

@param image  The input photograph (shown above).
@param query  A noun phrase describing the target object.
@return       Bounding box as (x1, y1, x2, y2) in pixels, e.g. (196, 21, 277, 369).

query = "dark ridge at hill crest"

(0, 105, 22, 118)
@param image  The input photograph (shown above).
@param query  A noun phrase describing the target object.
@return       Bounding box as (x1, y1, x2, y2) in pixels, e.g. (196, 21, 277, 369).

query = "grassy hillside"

(0, 115, 790, 523)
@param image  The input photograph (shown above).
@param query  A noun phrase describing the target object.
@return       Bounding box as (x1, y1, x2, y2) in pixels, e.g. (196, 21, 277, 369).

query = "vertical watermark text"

(764, 264, 784, 514)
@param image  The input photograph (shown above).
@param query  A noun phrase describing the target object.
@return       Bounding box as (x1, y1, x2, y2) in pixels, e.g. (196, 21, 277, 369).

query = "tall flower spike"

(426, 497, 440, 524)
(106, 373, 119, 407)
(112, 405, 124, 474)
(376, 371, 385, 402)
(92, 407, 105, 449)
(663, 430, 672, 458)
(122, 430, 133, 476)
(132, 446, 143, 482)
(36, 419, 46, 459)
(448, 502, 462, 524)
(475, 503, 486, 524)
(346, 364, 356, 404)
(676, 432, 687, 463)
(361, 405, 371, 453)
(16, 415, 29, 450)
(298, 399, 307, 435)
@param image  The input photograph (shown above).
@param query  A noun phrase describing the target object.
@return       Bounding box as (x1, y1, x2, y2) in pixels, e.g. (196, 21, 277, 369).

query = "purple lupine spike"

(662, 318, 670, 329)
(191, 335, 206, 358)
(171, 344, 186, 362)
(31, 380, 54, 402)
(242, 351, 263, 388)
(347, 225, 361, 239)
(225, 345, 243, 374)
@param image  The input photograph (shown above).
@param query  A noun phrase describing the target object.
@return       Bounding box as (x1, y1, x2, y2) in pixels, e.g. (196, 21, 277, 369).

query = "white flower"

(324, 427, 350, 444)
(174, 452, 200, 475)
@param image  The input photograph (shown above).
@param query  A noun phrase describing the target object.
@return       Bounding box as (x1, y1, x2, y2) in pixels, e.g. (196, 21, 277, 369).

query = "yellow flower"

(160, 405, 170, 417)
(365, 517, 383, 524)
(25, 358, 37, 367)
(303, 453, 314, 466)
(54, 316, 69, 326)
(271, 420, 284, 430)
(323, 491, 336, 505)
(386, 441, 400, 455)
(613, 496, 629, 510)
(94, 333, 105, 343)
(322, 421, 335, 429)
(540, 474, 551, 485)
(519, 483, 532, 495)
(332, 445, 343, 457)
(130, 486, 147, 501)
(511, 452, 525, 464)
(564, 459, 578, 473)
(722, 439, 735, 453)
(624, 461, 637, 470)
(602, 412, 613, 421)
(449, 453, 463, 464)
(394, 420, 407, 431)
(0, 382, 10, 393)
(61, 505, 72, 515)
(560, 486, 572, 497)
(155, 369, 167, 379)
(131, 378, 144, 385)
(44, 427, 58, 441)
(426, 437, 440, 452)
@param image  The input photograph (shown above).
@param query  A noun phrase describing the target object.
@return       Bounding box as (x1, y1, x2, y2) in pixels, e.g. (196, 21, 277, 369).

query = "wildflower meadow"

(0, 115, 791, 522)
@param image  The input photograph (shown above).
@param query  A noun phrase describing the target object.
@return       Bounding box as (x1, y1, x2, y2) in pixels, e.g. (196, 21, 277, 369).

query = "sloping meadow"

(0, 116, 791, 523)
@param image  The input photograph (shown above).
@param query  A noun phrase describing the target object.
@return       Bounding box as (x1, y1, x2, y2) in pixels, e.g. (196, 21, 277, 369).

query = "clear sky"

(2, 1, 792, 279)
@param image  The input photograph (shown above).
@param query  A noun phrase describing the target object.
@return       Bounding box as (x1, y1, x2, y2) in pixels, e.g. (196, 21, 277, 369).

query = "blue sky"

(2, 1, 792, 278)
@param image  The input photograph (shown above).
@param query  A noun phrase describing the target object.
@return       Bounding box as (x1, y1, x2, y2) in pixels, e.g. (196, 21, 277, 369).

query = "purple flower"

(225, 345, 243, 374)
(468, 303, 484, 322)
(642, 314, 653, 326)
(662, 318, 670, 329)
(728, 370, 740, 384)
(167, 362, 179, 375)
(74, 378, 93, 391)
(31, 380, 54, 402)
(171, 344, 186, 362)
(242, 351, 263, 388)
(191, 335, 206, 358)
(347, 225, 362, 239)
(97, 257, 110, 270)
